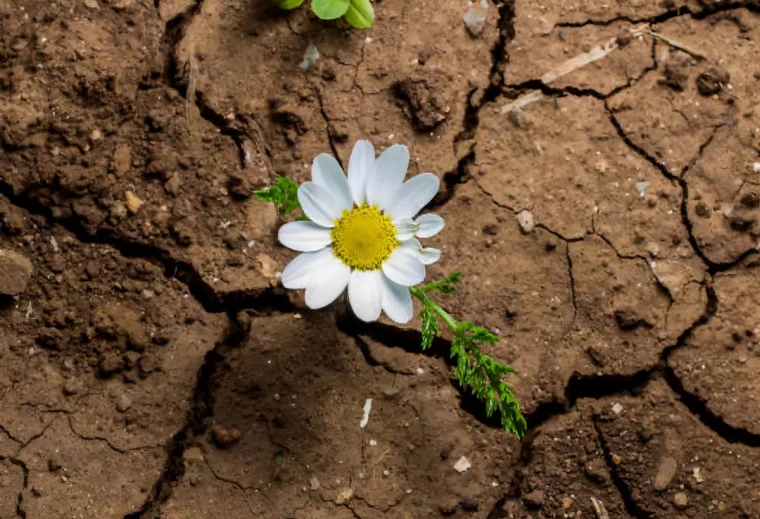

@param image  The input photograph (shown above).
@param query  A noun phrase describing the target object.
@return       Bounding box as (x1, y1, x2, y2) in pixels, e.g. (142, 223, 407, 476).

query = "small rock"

(696, 68, 729, 96)
(453, 456, 471, 473)
(116, 394, 132, 413)
(309, 476, 320, 491)
(460, 498, 479, 512)
(83, 0, 99, 9)
(611, 402, 624, 415)
(383, 387, 401, 399)
(62, 378, 80, 396)
(562, 496, 574, 509)
(298, 43, 320, 71)
(47, 457, 62, 472)
(523, 489, 545, 509)
(516, 210, 535, 233)
(211, 424, 242, 449)
(584, 459, 607, 482)
(125, 191, 144, 214)
(0, 249, 33, 296)
(335, 488, 353, 505)
(653, 456, 678, 490)
(508, 108, 529, 128)
(463, 8, 487, 37)
(183, 447, 204, 463)
(164, 174, 182, 196)
(614, 307, 651, 331)
(635, 181, 650, 197)
(112, 144, 131, 177)
(674, 492, 688, 509)
(692, 466, 704, 483)
(99, 353, 125, 376)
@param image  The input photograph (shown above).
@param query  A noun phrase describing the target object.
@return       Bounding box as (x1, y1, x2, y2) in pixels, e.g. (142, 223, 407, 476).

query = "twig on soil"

(501, 24, 649, 113)
(186, 52, 198, 129)
(639, 28, 707, 60)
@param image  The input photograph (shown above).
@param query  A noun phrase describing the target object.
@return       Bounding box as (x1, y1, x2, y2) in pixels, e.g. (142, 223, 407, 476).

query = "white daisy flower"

(278, 140, 445, 324)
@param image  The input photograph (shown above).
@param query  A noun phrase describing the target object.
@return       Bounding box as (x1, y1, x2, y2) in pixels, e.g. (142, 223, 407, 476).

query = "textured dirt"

(1, 0, 760, 518)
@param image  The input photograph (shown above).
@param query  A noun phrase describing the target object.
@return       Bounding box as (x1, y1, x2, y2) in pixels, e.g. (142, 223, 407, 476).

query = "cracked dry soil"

(1, 0, 760, 517)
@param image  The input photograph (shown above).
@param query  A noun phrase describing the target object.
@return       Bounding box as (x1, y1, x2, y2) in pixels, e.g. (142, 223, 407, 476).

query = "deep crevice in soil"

(554, 1, 759, 28)
(8, 458, 28, 519)
(123, 316, 246, 519)
(593, 415, 652, 519)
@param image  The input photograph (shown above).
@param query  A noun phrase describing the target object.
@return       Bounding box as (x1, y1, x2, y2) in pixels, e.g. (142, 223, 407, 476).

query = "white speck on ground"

(360, 398, 373, 428)
(454, 456, 471, 473)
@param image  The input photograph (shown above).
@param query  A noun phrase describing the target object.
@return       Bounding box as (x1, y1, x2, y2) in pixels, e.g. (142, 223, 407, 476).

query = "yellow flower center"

(331, 204, 399, 271)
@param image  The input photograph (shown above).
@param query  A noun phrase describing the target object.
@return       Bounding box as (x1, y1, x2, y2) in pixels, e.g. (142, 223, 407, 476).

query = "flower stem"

(409, 286, 458, 331)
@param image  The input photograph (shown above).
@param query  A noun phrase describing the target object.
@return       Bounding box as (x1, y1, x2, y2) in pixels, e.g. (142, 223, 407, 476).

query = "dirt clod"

(460, 497, 479, 512)
(674, 492, 689, 509)
(0, 249, 33, 296)
(124, 191, 144, 215)
(523, 489, 545, 509)
(210, 424, 242, 448)
(653, 456, 678, 490)
(696, 68, 730, 96)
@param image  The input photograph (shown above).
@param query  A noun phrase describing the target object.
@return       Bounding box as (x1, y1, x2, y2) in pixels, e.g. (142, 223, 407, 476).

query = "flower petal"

(394, 218, 417, 241)
(380, 275, 413, 324)
(419, 247, 441, 265)
(348, 270, 383, 322)
(347, 140, 376, 205)
(312, 153, 353, 212)
(278, 221, 333, 252)
(367, 144, 409, 210)
(414, 213, 444, 238)
(281, 247, 337, 289)
(382, 242, 426, 286)
(386, 173, 440, 221)
(304, 256, 351, 309)
(298, 181, 343, 227)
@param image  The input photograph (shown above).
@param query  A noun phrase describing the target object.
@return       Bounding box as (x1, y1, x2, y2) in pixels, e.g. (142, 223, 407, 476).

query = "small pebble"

(0, 249, 33, 296)
(517, 210, 535, 233)
(335, 488, 353, 505)
(460, 498, 479, 512)
(611, 402, 623, 415)
(508, 108, 529, 128)
(674, 492, 688, 509)
(654, 456, 678, 490)
(453, 456, 471, 473)
(211, 424, 242, 449)
(125, 191, 144, 214)
(116, 394, 132, 413)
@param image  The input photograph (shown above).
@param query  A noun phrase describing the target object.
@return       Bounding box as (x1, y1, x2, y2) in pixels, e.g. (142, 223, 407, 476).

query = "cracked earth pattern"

(1, 0, 760, 517)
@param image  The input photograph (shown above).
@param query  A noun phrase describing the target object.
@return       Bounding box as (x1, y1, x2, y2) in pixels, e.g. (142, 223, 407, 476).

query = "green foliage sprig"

(410, 275, 526, 438)
(254, 177, 301, 215)
(276, 0, 374, 29)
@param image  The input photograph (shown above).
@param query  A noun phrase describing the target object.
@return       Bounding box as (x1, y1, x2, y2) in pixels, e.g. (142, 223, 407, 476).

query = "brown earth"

(1, 0, 760, 518)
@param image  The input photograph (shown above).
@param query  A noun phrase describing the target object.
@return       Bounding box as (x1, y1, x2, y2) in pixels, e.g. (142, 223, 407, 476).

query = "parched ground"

(1, 0, 760, 518)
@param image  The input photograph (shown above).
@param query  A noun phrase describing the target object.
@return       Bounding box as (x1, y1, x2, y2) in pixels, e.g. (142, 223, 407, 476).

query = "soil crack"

(592, 415, 651, 519)
(554, 2, 759, 28)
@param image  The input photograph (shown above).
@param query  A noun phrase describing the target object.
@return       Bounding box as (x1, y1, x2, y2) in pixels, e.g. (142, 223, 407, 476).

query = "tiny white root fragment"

(360, 398, 372, 428)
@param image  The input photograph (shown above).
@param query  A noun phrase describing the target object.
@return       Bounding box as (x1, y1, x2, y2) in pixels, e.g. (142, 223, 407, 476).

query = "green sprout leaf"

(311, 0, 350, 20)
(276, 0, 306, 9)
(344, 0, 374, 28)
(254, 177, 301, 215)
(410, 275, 526, 438)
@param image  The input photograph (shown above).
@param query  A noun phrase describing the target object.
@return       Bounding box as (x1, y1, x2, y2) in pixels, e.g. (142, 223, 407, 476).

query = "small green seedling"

(276, 0, 375, 29)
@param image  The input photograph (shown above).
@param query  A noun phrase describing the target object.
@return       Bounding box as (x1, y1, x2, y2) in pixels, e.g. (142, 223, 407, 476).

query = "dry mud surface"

(1, 0, 760, 517)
